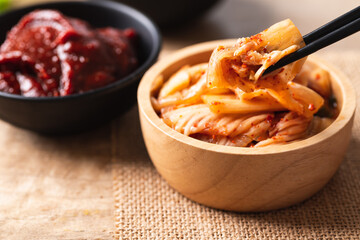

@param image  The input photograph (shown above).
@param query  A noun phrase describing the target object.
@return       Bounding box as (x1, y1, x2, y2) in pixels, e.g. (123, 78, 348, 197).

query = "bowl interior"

(138, 40, 356, 155)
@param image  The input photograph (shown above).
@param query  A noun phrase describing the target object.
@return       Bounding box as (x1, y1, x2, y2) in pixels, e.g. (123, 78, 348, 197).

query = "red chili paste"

(0, 10, 137, 97)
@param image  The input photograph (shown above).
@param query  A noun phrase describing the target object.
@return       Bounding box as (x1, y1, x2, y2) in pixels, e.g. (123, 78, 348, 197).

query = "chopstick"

(263, 6, 360, 75)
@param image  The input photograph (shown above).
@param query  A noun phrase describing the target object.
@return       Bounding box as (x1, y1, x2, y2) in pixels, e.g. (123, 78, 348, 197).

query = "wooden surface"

(161, 0, 360, 57)
(137, 42, 356, 211)
(1, 0, 359, 238)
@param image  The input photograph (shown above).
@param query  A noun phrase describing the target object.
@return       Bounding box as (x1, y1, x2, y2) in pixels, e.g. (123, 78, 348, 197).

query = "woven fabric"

(112, 51, 360, 239)
(0, 124, 114, 240)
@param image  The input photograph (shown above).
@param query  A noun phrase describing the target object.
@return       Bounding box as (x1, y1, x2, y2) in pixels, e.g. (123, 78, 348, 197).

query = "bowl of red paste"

(0, 0, 161, 134)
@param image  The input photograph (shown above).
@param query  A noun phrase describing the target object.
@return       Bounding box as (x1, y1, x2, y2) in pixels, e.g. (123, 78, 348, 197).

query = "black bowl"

(0, 0, 161, 134)
(112, 0, 221, 29)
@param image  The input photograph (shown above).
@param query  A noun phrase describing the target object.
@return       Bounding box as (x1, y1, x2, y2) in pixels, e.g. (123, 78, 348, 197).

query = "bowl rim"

(0, 0, 162, 101)
(138, 39, 356, 155)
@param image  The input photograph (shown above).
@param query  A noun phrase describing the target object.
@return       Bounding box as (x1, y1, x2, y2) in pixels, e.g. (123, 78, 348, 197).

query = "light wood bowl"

(137, 40, 356, 212)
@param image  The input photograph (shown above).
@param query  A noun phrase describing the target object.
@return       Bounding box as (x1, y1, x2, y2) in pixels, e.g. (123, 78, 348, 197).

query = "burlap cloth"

(112, 51, 360, 239)
(0, 124, 115, 239)
(0, 52, 359, 239)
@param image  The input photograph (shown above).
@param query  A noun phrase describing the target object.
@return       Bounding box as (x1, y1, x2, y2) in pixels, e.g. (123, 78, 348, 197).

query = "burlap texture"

(112, 52, 360, 239)
(0, 124, 114, 239)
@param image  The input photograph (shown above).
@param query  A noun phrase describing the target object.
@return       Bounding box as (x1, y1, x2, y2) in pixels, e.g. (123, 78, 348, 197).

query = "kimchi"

(152, 19, 338, 147)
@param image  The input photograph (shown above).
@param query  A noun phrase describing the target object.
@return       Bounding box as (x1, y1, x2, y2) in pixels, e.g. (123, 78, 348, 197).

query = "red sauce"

(0, 10, 138, 97)
(308, 103, 315, 111)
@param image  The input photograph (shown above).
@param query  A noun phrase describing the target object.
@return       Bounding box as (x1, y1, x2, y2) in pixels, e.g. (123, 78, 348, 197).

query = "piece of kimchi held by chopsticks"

(206, 19, 323, 118)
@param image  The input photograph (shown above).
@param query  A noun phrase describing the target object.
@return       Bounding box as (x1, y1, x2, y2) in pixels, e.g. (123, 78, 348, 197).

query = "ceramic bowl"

(0, 0, 161, 134)
(112, 0, 221, 28)
(137, 40, 356, 212)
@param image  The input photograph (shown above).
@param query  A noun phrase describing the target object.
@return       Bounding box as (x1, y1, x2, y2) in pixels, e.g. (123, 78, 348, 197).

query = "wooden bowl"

(137, 40, 356, 212)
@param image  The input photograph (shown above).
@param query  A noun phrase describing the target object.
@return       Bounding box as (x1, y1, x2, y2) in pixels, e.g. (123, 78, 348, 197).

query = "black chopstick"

(263, 6, 360, 75)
